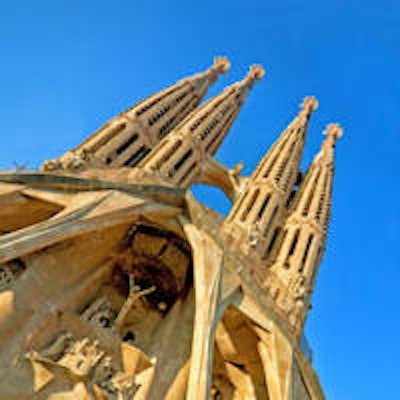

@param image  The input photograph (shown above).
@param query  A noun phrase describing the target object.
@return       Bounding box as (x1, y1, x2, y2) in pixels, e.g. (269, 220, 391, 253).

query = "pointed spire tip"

(301, 96, 319, 115)
(211, 56, 231, 75)
(248, 64, 265, 81)
(323, 123, 343, 145)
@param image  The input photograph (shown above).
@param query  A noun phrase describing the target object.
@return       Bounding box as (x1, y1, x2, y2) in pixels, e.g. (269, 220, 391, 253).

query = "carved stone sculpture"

(0, 58, 342, 399)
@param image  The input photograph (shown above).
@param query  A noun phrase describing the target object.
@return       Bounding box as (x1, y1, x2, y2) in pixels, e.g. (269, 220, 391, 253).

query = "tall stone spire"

(223, 96, 318, 260)
(1, 58, 340, 399)
(42, 57, 230, 172)
(138, 65, 265, 187)
(265, 124, 343, 335)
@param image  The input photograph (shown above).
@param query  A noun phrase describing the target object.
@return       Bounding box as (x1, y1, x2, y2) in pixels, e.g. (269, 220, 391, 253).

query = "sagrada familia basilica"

(0, 57, 341, 399)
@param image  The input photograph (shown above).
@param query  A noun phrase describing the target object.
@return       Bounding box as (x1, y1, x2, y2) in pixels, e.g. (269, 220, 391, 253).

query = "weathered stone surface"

(0, 59, 339, 399)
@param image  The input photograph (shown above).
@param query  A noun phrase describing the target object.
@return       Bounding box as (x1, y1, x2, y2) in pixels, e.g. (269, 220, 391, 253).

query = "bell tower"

(0, 59, 341, 400)
(265, 124, 342, 334)
(42, 57, 230, 172)
(140, 65, 264, 188)
(223, 96, 318, 261)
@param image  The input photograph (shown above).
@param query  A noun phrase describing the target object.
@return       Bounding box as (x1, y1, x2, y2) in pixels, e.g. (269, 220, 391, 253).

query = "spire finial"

(300, 96, 319, 117)
(248, 64, 266, 80)
(211, 56, 231, 75)
(240, 64, 265, 90)
(323, 123, 343, 147)
(205, 56, 231, 84)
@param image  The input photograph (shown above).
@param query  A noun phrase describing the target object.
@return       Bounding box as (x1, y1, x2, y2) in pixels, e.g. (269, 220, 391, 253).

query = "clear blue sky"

(0, 1, 398, 398)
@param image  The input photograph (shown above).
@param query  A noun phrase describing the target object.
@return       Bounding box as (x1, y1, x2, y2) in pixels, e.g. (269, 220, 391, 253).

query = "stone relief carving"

(25, 332, 141, 397)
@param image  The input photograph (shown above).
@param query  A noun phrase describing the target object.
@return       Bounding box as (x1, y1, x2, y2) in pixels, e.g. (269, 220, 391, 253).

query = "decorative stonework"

(0, 58, 340, 399)
(25, 332, 148, 398)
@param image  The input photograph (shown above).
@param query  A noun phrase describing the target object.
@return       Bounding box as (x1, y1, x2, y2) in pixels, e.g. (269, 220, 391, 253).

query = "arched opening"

(213, 306, 271, 399)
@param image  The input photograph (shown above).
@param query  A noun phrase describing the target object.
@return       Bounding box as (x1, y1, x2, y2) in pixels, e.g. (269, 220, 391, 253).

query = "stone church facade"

(0, 57, 341, 399)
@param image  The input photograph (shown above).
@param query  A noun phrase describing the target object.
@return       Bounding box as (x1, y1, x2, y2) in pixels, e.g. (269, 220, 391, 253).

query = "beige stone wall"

(0, 59, 339, 399)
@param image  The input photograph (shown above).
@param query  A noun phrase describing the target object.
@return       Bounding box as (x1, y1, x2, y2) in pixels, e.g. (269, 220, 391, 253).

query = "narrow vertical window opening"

(288, 229, 300, 257)
(264, 227, 281, 260)
(240, 189, 260, 222)
(299, 235, 314, 272)
(256, 194, 271, 222)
